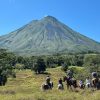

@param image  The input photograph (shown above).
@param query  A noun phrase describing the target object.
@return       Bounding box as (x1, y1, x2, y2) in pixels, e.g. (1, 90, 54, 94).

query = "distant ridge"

(0, 15, 100, 56)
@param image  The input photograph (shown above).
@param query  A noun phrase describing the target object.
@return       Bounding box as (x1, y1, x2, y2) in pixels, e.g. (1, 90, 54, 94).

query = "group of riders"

(41, 70, 100, 91)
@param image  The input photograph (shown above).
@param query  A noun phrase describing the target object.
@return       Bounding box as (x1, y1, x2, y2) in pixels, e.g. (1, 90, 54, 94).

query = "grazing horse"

(63, 76, 77, 90)
(92, 78, 100, 90)
(41, 82, 53, 90)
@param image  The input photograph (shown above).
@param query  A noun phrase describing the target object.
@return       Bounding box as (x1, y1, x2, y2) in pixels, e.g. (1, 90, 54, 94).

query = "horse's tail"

(50, 82, 53, 88)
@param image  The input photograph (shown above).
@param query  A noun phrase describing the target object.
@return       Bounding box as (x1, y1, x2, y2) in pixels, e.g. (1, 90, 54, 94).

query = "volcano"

(0, 16, 100, 56)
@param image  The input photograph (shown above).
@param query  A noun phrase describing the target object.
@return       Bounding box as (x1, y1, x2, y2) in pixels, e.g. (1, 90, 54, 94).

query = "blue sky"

(0, 0, 100, 42)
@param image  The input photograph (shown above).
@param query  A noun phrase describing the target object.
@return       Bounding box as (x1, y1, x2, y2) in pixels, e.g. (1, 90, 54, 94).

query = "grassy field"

(0, 67, 100, 100)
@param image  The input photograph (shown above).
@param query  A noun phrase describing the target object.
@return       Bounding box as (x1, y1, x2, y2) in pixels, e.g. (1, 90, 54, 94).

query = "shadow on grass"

(34, 72, 51, 75)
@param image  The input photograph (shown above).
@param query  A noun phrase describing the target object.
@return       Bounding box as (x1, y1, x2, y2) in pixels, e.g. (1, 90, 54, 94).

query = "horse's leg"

(67, 84, 70, 90)
(62, 84, 64, 90)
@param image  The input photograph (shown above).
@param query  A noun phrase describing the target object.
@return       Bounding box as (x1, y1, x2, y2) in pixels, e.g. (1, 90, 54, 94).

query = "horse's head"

(63, 76, 67, 82)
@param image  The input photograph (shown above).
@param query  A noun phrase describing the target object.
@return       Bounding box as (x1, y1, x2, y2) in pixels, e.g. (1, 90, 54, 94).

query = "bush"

(32, 58, 46, 74)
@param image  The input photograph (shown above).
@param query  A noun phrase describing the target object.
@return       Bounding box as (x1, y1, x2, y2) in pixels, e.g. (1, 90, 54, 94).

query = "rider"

(46, 76, 52, 88)
(79, 79, 85, 89)
(91, 72, 100, 89)
(91, 72, 98, 85)
(58, 78, 64, 89)
(92, 72, 98, 78)
(66, 69, 73, 78)
(85, 77, 91, 88)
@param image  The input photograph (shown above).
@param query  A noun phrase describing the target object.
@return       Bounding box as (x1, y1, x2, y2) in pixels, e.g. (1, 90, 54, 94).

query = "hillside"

(0, 16, 100, 56)
(0, 67, 99, 100)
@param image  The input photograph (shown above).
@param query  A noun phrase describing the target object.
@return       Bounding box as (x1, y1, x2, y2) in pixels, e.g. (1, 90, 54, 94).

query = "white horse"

(57, 84, 64, 90)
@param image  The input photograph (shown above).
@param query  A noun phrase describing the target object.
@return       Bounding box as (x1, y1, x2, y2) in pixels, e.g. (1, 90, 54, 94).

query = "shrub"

(32, 58, 46, 74)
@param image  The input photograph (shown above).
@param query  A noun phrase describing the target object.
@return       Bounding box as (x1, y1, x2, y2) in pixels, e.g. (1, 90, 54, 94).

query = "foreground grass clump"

(0, 67, 100, 100)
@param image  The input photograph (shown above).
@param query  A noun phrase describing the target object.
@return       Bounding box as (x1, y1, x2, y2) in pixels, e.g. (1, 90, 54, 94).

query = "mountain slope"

(0, 16, 100, 56)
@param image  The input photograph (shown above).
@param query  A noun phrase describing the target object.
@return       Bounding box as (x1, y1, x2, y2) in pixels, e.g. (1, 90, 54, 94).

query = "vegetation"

(0, 49, 100, 82)
(84, 54, 100, 73)
(0, 49, 16, 85)
(0, 49, 100, 100)
(0, 67, 99, 100)
(32, 58, 46, 74)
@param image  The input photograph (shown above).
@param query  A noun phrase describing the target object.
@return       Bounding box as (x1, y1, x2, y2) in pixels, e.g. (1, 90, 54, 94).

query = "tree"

(57, 56, 64, 66)
(46, 57, 56, 68)
(0, 49, 16, 86)
(0, 59, 13, 85)
(32, 58, 46, 74)
(16, 56, 24, 64)
(61, 63, 68, 72)
(15, 63, 24, 70)
(84, 54, 100, 73)
(22, 57, 33, 69)
(75, 54, 84, 66)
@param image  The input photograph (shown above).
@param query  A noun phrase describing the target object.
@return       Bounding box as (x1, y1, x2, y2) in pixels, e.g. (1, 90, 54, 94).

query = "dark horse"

(41, 82, 53, 90)
(63, 76, 77, 90)
(92, 78, 100, 90)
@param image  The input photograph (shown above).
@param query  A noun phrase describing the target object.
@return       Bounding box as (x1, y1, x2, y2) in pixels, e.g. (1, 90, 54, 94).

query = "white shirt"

(86, 79, 91, 84)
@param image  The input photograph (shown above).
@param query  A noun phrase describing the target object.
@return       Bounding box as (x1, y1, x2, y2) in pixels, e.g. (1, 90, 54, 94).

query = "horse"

(58, 83, 64, 90)
(63, 76, 77, 90)
(41, 81, 53, 90)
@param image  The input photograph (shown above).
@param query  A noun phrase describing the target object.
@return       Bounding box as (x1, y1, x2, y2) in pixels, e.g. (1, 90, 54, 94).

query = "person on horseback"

(85, 77, 91, 88)
(92, 72, 98, 85)
(58, 78, 64, 90)
(67, 69, 73, 78)
(91, 72, 100, 90)
(46, 76, 52, 89)
(78, 79, 85, 89)
(41, 76, 53, 91)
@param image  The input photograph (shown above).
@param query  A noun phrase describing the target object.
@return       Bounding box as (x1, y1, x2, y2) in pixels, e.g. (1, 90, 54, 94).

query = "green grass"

(0, 67, 100, 100)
